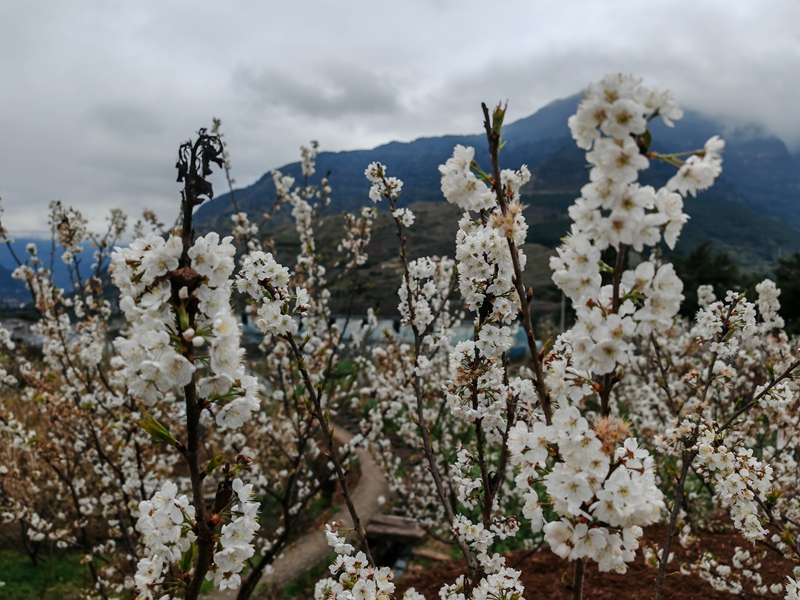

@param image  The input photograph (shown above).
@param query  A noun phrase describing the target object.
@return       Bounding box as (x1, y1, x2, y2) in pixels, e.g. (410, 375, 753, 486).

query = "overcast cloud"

(1, 0, 798, 233)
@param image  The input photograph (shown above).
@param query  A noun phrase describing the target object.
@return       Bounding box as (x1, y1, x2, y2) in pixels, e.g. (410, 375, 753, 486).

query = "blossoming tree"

(1, 73, 799, 600)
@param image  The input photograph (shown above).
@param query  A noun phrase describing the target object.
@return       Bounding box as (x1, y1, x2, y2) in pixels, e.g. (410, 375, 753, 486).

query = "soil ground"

(396, 526, 797, 600)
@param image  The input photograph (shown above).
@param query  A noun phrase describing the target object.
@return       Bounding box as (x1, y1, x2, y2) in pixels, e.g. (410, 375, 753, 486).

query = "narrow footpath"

(204, 426, 390, 599)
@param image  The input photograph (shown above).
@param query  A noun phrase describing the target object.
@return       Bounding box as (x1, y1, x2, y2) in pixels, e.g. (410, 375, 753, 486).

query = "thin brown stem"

(481, 102, 551, 424)
(174, 131, 224, 599)
(572, 558, 586, 600)
(412, 370, 481, 580)
(379, 178, 481, 586)
(284, 334, 375, 566)
(650, 333, 678, 414)
(598, 244, 627, 416)
(720, 358, 800, 432)
(183, 381, 214, 599)
(653, 452, 695, 600)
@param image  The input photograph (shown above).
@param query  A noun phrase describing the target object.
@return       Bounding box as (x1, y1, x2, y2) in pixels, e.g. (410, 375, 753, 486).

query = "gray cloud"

(235, 64, 402, 118)
(0, 0, 798, 233)
(89, 103, 164, 138)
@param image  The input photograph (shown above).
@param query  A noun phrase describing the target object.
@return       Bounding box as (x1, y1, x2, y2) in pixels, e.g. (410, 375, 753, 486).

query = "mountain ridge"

(167, 94, 800, 275)
(196, 91, 799, 232)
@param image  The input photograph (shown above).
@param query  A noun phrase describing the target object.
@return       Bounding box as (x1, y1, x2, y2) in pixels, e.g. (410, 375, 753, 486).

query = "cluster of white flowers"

(236, 250, 309, 337)
(445, 342, 508, 433)
(787, 576, 800, 600)
(315, 524, 396, 600)
(694, 425, 773, 542)
(398, 256, 455, 331)
(697, 283, 716, 308)
(135, 481, 197, 598)
(469, 568, 526, 600)
(438, 145, 493, 212)
(392, 207, 414, 227)
(627, 272, 800, 595)
(110, 235, 192, 404)
(48, 200, 88, 265)
(692, 290, 757, 358)
(111, 233, 182, 297)
(540, 340, 594, 407)
(440, 147, 533, 215)
(666, 135, 725, 198)
(0, 324, 16, 386)
(111, 232, 260, 428)
(568, 74, 682, 149)
(189, 232, 237, 287)
(356, 119, 535, 598)
(455, 210, 527, 315)
(271, 147, 331, 299)
(755, 279, 785, 331)
(448, 516, 527, 600)
(301, 141, 319, 178)
(338, 206, 377, 268)
(272, 170, 295, 197)
(453, 514, 521, 574)
(553, 261, 683, 377)
(212, 143, 387, 596)
(365, 161, 404, 204)
(206, 479, 260, 591)
(509, 406, 663, 573)
(354, 249, 461, 533)
(551, 76, 701, 387)
(440, 170, 532, 457)
(755, 380, 795, 409)
(231, 212, 259, 244)
(692, 546, 780, 596)
(497, 79, 723, 582)
(429, 75, 714, 595)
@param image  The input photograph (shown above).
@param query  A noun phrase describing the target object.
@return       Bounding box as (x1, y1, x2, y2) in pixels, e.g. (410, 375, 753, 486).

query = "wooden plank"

(369, 513, 422, 528)
(365, 523, 426, 540)
(411, 548, 451, 562)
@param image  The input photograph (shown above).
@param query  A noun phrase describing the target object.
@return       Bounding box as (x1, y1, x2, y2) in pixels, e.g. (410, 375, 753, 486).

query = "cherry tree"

(2, 74, 799, 600)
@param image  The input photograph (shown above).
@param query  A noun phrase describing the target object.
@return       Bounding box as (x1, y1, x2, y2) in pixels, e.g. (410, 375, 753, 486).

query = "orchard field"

(1, 74, 800, 600)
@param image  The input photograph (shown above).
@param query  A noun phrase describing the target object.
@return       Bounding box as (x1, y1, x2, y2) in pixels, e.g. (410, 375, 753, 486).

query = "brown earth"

(396, 526, 798, 600)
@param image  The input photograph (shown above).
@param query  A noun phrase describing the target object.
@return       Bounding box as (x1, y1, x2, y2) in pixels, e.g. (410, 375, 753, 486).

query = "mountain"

(0, 262, 28, 306)
(4, 95, 798, 314)
(194, 94, 584, 234)
(252, 187, 800, 317)
(195, 93, 800, 258)
(0, 238, 94, 293)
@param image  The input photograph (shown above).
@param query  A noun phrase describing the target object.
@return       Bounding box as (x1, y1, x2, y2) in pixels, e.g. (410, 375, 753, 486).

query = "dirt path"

(204, 426, 390, 599)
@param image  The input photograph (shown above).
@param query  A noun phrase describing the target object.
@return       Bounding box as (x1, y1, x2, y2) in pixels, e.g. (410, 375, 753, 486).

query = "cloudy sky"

(1, 0, 798, 234)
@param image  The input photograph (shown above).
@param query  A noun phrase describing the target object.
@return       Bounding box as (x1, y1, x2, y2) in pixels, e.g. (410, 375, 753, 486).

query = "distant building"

(0, 318, 43, 347)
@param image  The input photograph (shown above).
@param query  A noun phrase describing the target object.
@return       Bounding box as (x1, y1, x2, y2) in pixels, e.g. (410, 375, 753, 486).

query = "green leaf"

(205, 454, 226, 475)
(177, 306, 190, 331)
(598, 260, 614, 274)
(179, 542, 197, 574)
(781, 528, 795, 547)
(135, 409, 178, 447)
(491, 104, 506, 136)
(766, 360, 775, 380)
(640, 129, 653, 153)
